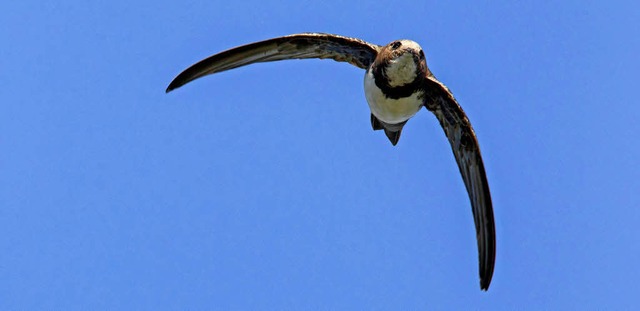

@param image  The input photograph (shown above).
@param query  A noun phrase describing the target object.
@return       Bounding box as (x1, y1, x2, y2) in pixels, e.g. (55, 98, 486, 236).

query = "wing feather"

(423, 77, 496, 291)
(166, 33, 381, 92)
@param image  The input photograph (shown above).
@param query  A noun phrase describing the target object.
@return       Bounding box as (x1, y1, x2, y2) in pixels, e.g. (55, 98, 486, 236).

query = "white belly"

(364, 70, 422, 124)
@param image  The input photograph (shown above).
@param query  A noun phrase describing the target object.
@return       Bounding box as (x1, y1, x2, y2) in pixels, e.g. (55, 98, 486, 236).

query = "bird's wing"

(166, 33, 381, 92)
(423, 77, 496, 291)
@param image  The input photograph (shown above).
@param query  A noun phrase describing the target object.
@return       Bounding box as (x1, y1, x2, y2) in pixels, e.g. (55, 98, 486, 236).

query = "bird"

(166, 33, 496, 291)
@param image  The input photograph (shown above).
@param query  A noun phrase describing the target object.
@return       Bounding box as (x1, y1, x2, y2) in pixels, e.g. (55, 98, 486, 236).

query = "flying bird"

(166, 33, 496, 290)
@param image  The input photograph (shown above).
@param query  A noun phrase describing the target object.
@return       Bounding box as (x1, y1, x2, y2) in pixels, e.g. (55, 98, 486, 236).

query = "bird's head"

(374, 40, 430, 88)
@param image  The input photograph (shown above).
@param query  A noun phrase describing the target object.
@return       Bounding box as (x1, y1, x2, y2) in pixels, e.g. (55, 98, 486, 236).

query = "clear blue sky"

(2, 0, 639, 309)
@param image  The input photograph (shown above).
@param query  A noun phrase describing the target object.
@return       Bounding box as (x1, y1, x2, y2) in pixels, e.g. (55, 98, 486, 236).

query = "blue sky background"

(2, 0, 639, 309)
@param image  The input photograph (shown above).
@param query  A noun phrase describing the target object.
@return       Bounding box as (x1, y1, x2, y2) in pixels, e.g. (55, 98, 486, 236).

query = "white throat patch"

(386, 53, 417, 87)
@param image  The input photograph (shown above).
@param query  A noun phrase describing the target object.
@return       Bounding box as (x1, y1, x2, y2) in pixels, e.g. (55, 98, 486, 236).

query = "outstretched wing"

(166, 33, 381, 92)
(423, 77, 496, 291)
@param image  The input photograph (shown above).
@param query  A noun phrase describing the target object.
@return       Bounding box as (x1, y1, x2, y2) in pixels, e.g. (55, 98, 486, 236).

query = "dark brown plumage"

(166, 33, 496, 290)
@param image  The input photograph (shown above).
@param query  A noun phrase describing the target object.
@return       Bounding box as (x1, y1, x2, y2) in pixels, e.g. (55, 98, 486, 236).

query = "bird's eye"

(419, 50, 425, 59)
(391, 41, 402, 49)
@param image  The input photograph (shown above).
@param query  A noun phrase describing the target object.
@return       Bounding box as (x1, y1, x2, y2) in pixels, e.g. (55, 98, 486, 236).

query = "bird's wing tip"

(165, 82, 180, 93)
(480, 278, 492, 291)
